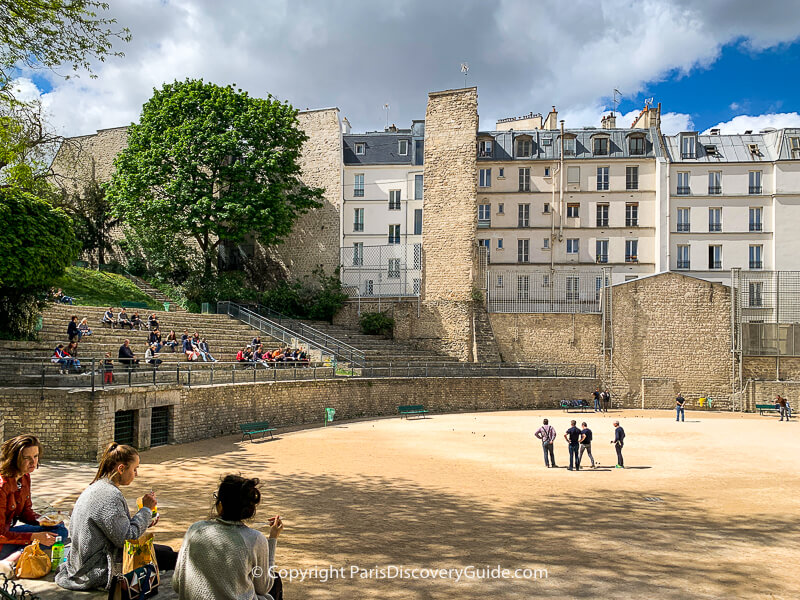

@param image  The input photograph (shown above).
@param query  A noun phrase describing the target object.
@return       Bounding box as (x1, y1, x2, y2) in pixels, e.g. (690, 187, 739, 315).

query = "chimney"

(601, 113, 616, 129)
(544, 106, 559, 130)
(386, 124, 397, 133)
(341, 116, 352, 134)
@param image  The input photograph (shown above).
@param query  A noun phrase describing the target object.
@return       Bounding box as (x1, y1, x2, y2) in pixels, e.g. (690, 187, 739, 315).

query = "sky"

(11, 0, 800, 137)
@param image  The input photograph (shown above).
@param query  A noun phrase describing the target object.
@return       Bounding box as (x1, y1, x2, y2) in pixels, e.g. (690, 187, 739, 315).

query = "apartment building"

(340, 120, 425, 296)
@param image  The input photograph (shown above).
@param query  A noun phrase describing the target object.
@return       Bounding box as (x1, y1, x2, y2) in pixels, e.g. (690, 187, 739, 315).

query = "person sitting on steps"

(102, 307, 115, 329)
(117, 309, 132, 330)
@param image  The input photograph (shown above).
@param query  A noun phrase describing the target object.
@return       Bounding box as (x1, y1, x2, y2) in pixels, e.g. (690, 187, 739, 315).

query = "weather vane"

(461, 63, 469, 87)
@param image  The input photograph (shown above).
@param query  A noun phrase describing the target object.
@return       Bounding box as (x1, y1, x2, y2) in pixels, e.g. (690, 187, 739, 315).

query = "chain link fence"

(340, 244, 422, 297)
(486, 269, 604, 314)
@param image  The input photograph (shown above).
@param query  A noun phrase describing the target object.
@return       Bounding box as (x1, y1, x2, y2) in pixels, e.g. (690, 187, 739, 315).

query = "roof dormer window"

(478, 139, 493, 157)
(515, 136, 532, 158)
(561, 135, 576, 156)
(704, 144, 719, 157)
(629, 135, 645, 155)
(593, 136, 609, 155)
(354, 142, 365, 156)
(681, 134, 697, 159)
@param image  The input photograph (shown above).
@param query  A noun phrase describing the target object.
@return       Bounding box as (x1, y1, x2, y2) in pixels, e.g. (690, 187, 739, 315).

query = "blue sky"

(11, 0, 800, 137)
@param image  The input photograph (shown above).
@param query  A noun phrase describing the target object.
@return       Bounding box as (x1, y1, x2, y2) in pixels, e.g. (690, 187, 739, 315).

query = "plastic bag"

(15, 540, 51, 579)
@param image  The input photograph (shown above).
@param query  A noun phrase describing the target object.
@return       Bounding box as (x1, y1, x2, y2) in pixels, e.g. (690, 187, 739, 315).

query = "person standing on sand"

(611, 421, 625, 468)
(602, 388, 611, 412)
(534, 419, 557, 468)
(565, 420, 582, 471)
(593, 388, 601, 412)
(579, 422, 595, 468)
(676, 392, 686, 422)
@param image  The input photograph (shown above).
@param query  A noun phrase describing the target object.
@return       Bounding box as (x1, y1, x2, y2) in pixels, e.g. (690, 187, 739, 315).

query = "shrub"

(260, 266, 348, 323)
(359, 311, 394, 337)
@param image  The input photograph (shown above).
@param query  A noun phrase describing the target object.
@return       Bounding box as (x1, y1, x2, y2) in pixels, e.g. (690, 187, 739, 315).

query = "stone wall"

(1, 376, 596, 460)
(742, 356, 800, 381)
(741, 379, 800, 412)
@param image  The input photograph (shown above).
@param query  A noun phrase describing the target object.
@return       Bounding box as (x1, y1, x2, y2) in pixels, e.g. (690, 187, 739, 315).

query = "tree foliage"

(0, 0, 130, 84)
(54, 178, 118, 265)
(108, 79, 323, 278)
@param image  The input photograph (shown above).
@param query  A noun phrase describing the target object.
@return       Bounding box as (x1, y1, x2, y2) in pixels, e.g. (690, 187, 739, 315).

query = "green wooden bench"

(756, 403, 779, 415)
(121, 301, 150, 309)
(398, 405, 429, 419)
(239, 421, 276, 442)
(560, 399, 591, 412)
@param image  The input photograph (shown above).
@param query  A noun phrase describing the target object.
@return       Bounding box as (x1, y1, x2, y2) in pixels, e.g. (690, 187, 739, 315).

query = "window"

(388, 224, 400, 244)
(414, 209, 423, 235)
(353, 208, 364, 232)
(596, 204, 609, 227)
(566, 276, 579, 301)
(677, 208, 690, 232)
(398, 139, 408, 155)
(625, 202, 639, 227)
(414, 140, 424, 166)
(563, 137, 576, 156)
(708, 208, 722, 232)
(518, 204, 530, 227)
(414, 174, 423, 200)
(496, 274, 504, 288)
(708, 245, 722, 270)
(388, 258, 400, 278)
(593, 137, 609, 155)
(543, 202, 551, 214)
(677, 172, 690, 195)
(749, 245, 763, 270)
(749, 282, 763, 307)
(543, 237, 549, 249)
(497, 238, 503, 249)
(354, 142, 365, 155)
(677, 245, 690, 269)
(681, 134, 696, 159)
(542, 274, 550, 287)
(498, 203, 504, 214)
(517, 275, 530, 300)
(478, 239, 490, 263)
(479, 168, 492, 187)
(749, 171, 762, 194)
(478, 204, 491, 226)
(625, 239, 638, 262)
(708, 171, 721, 195)
(352, 242, 363, 266)
(629, 135, 645, 155)
(389, 189, 401, 210)
(597, 166, 609, 191)
(478, 139, 493, 157)
(364, 280, 374, 296)
(567, 203, 579, 218)
(791, 137, 800, 158)
(517, 239, 529, 263)
(567, 165, 580, 184)
(519, 167, 530, 191)
(354, 173, 364, 197)
(498, 167, 505, 178)
(544, 167, 551, 177)
(413, 243, 421, 269)
(749, 207, 762, 232)
(516, 139, 532, 157)
(567, 238, 579, 254)
(596, 239, 608, 264)
(626, 166, 639, 190)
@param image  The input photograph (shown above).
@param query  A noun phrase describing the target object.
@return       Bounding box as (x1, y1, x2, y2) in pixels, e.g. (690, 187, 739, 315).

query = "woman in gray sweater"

(55, 442, 176, 590)
(173, 475, 283, 600)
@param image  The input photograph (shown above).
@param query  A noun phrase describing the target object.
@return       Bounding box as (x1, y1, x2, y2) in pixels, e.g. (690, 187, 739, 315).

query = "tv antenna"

(383, 103, 390, 129)
(644, 97, 654, 109)
(461, 62, 469, 87)
(612, 88, 621, 115)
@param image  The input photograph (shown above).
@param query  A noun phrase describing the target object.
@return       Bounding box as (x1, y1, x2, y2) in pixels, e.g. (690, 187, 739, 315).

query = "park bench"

(756, 403, 779, 416)
(398, 404, 429, 419)
(560, 399, 591, 413)
(239, 421, 276, 442)
(120, 301, 150, 309)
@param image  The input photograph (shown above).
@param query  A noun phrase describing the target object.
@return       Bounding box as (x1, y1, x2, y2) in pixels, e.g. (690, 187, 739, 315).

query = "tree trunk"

(203, 230, 212, 279)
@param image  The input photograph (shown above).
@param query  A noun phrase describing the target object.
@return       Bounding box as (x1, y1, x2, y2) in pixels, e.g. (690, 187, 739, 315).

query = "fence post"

(408, 361, 411, 378)
(210, 364, 214, 385)
(176, 364, 180, 385)
(273, 366, 277, 382)
(232, 365, 236, 384)
(314, 365, 317, 381)
(425, 362, 428, 378)
(152, 365, 156, 386)
(389, 363, 392, 378)
(188, 364, 192, 389)
(128, 366, 132, 387)
(91, 358, 96, 392)
(294, 365, 297, 381)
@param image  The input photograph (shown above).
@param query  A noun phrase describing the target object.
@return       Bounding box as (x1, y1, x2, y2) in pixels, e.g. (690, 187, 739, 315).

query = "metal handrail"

(219, 302, 366, 366)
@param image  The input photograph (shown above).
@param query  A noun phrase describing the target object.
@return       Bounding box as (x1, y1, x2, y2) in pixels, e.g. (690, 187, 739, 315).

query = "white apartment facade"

(340, 121, 425, 297)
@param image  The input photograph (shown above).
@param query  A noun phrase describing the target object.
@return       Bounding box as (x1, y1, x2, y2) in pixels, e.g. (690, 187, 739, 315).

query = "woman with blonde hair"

(55, 442, 177, 591)
(0, 435, 68, 567)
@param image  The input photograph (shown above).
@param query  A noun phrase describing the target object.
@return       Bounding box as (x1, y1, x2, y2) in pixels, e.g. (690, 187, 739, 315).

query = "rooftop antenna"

(461, 62, 469, 87)
(383, 103, 390, 129)
(644, 97, 654, 109)
(612, 88, 621, 115)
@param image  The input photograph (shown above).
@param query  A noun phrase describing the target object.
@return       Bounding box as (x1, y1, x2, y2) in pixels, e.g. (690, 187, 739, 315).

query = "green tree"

(108, 79, 323, 278)
(0, 0, 130, 85)
(55, 178, 118, 265)
(0, 188, 79, 338)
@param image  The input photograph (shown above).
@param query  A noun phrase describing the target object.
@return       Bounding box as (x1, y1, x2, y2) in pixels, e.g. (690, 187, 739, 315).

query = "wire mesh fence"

(734, 270, 800, 356)
(339, 244, 422, 297)
(486, 269, 604, 314)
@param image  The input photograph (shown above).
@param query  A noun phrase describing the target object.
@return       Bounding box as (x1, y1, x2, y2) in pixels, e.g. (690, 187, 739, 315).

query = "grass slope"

(52, 267, 160, 309)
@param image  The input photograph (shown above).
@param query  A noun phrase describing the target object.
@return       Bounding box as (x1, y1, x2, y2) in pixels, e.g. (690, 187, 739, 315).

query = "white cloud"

(15, 0, 800, 137)
(702, 113, 800, 134)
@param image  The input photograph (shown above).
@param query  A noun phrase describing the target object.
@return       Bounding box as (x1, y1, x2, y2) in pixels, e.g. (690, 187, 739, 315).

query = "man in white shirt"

(534, 418, 558, 468)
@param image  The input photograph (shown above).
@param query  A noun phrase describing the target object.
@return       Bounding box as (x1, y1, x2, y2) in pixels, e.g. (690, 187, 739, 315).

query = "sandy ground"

(23, 409, 800, 599)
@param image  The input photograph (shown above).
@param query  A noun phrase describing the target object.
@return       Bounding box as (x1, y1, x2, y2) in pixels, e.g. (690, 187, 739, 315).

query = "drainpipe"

(559, 120, 565, 241)
(551, 163, 559, 274)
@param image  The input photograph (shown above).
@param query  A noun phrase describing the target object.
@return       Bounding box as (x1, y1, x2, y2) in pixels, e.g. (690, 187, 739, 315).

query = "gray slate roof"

(476, 127, 662, 161)
(344, 132, 415, 165)
(662, 132, 778, 163)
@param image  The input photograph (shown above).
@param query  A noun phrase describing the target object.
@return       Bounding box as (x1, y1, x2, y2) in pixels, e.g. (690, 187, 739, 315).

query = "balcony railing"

(353, 188, 364, 197)
(625, 219, 638, 227)
(681, 152, 696, 159)
(676, 186, 691, 195)
(709, 261, 722, 270)
(625, 255, 638, 263)
(677, 223, 690, 232)
(749, 261, 763, 270)
(750, 223, 763, 232)
(677, 261, 690, 269)
(708, 223, 722, 232)
(353, 223, 364, 232)
(708, 186, 722, 195)
(749, 186, 762, 194)
(596, 219, 608, 227)
(596, 255, 608, 264)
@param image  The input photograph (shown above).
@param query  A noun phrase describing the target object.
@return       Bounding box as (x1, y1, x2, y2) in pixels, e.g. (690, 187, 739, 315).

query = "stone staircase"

(473, 304, 502, 362)
(124, 274, 186, 312)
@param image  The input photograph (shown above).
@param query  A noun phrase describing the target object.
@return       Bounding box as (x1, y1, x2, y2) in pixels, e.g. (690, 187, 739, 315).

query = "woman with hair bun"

(55, 442, 177, 591)
(173, 475, 284, 600)
(0, 435, 68, 567)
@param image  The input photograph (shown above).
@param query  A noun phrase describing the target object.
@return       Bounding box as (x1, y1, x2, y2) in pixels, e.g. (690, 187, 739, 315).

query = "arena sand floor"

(23, 409, 800, 599)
